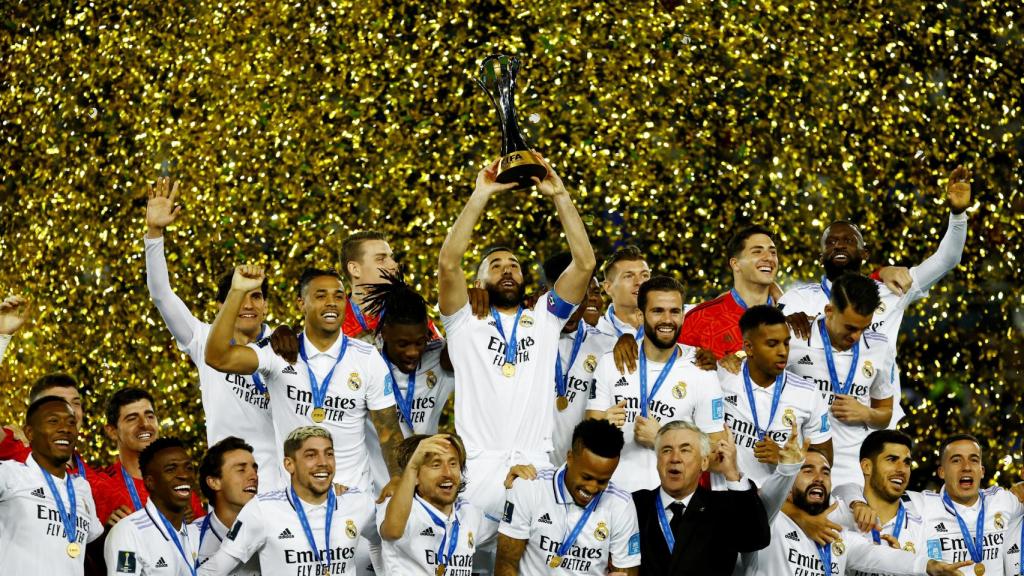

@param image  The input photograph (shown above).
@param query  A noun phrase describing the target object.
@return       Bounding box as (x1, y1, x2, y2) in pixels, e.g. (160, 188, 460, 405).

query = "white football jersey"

(787, 323, 895, 487)
(377, 496, 494, 576)
(717, 365, 832, 487)
(499, 466, 641, 575)
(830, 484, 929, 576)
(919, 486, 1024, 576)
(0, 455, 102, 575)
(104, 499, 201, 576)
(550, 325, 616, 465)
(441, 291, 575, 453)
(587, 345, 725, 492)
(250, 334, 395, 491)
(595, 305, 641, 340)
(1004, 515, 1022, 576)
(192, 511, 260, 575)
(209, 488, 375, 576)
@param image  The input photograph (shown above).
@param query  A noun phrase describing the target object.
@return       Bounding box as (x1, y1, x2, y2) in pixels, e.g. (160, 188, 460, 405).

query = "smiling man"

(340, 230, 401, 342)
(194, 437, 260, 574)
(104, 437, 202, 576)
(595, 245, 651, 340)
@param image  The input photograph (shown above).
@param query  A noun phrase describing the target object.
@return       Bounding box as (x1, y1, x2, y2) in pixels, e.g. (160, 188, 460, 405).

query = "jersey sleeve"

(845, 530, 929, 574)
(144, 236, 203, 351)
(217, 497, 269, 565)
(104, 521, 143, 575)
(439, 303, 472, 335)
(692, 375, 726, 433)
(869, 348, 896, 400)
(248, 340, 286, 379)
(609, 496, 642, 569)
(0, 461, 13, 499)
(497, 478, 533, 541)
(364, 348, 397, 411)
(540, 289, 577, 321)
(585, 354, 616, 412)
(758, 461, 801, 522)
(803, 384, 833, 445)
(906, 211, 968, 303)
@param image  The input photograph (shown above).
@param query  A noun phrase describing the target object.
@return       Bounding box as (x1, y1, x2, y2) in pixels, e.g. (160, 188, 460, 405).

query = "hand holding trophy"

(476, 54, 547, 189)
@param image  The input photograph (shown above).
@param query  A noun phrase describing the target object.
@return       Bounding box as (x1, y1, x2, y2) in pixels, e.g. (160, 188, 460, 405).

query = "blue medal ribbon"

(815, 543, 832, 575)
(40, 465, 79, 549)
(1019, 519, 1023, 575)
(554, 467, 603, 562)
(818, 318, 859, 396)
(742, 362, 785, 441)
(555, 323, 586, 399)
(490, 306, 524, 369)
(820, 276, 832, 300)
(942, 490, 986, 566)
(349, 298, 372, 333)
(298, 334, 349, 416)
(415, 495, 461, 568)
(290, 486, 336, 567)
(654, 496, 675, 552)
(639, 345, 679, 418)
(74, 454, 87, 479)
(871, 502, 906, 544)
(231, 325, 268, 395)
(605, 305, 643, 340)
(730, 288, 774, 310)
(120, 463, 143, 510)
(382, 351, 416, 427)
(155, 507, 197, 576)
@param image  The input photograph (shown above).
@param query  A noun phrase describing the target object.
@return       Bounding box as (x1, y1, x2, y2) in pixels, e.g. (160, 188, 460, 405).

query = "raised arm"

(909, 165, 971, 293)
(437, 160, 517, 316)
(144, 177, 200, 347)
(0, 295, 29, 365)
(204, 265, 262, 374)
(379, 435, 453, 540)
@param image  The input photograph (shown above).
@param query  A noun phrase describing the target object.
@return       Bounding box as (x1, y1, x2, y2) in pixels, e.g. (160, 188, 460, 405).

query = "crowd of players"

(1, 156, 1022, 576)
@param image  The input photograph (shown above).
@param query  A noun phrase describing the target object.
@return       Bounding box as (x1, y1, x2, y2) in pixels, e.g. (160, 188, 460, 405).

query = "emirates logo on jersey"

(348, 373, 362, 391)
(671, 382, 687, 400)
(862, 361, 875, 378)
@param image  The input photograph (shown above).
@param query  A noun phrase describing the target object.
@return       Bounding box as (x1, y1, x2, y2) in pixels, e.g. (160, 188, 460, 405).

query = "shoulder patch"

(226, 520, 243, 541)
(115, 550, 137, 573)
(712, 398, 724, 420)
(255, 336, 271, 348)
(501, 501, 514, 524)
(628, 532, 641, 555)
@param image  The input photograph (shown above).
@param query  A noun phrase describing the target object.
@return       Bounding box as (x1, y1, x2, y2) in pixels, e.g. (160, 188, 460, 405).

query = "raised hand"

(878, 266, 913, 296)
(474, 158, 519, 198)
(406, 434, 455, 472)
(0, 295, 29, 335)
(708, 425, 741, 480)
(232, 265, 266, 294)
(946, 165, 972, 215)
(778, 420, 810, 465)
(145, 177, 182, 236)
(529, 152, 567, 198)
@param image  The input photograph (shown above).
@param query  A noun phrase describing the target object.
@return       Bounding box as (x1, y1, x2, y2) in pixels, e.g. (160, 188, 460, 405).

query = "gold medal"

(974, 563, 985, 576)
(548, 555, 562, 568)
(502, 363, 516, 377)
(311, 407, 326, 423)
(67, 542, 81, 558)
(435, 565, 447, 576)
(556, 395, 569, 411)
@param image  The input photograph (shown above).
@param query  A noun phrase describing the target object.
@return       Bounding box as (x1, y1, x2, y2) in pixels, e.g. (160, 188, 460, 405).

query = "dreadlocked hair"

(360, 270, 429, 333)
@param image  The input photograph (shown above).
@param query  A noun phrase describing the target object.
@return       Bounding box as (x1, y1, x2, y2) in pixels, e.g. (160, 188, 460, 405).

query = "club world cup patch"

(346, 519, 358, 539)
(820, 414, 830, 432)
(712, 398, 724, 420)
(348, 372, 362, 391)
(628, 532, 640, 555)
(502, 501, 514, 523)
(519, 315, 534, 327)
(115, 551, 137, 573)
(426, 370, 438, 389)
(782, 408, 797, 427)
(862, 361, 875, 378)
(994, 512, 1005, 529)
(383, 373, 393, 395)
(927, 539, 942, 560)
(833, 538, 845, 556)
(583, 354, 598, 373)
(593, 521, 609, 541)
(226, 520, 243, 541)
(672, 382, 687, 399)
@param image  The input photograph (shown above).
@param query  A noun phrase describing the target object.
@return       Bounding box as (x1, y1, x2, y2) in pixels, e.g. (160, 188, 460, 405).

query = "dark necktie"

(668, 501, 686, 538)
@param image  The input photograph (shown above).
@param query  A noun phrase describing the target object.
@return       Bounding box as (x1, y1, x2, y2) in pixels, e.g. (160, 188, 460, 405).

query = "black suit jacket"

(633, 482, 770, 576)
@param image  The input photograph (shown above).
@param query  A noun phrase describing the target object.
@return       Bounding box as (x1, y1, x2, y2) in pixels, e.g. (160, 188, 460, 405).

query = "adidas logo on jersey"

(1009, 544, 1020, 554)
(155, 557, 168, 568)
(614, 378, 629, 388)
(934, 523, 947, 533)
(785, 531, 800, 542)
(420, 527, 435, 537)
(538, 513, 553, 524)
(797, 355, 813, 365)
(31, 487, 46, 498)
(724, 395, 738, 406)
(282, 365, 298, 375)
(278, 528, 294, 539)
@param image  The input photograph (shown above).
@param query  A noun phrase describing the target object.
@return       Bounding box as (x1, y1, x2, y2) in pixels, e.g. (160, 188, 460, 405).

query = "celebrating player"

(194, 437, 260, 574)
(0, 294, 28, 365)
(340, 230, 400, 341)
(595, 246, 650, 340)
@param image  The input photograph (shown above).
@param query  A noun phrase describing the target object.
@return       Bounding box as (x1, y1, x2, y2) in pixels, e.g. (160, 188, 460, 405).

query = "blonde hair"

(283, 426, 333, 457)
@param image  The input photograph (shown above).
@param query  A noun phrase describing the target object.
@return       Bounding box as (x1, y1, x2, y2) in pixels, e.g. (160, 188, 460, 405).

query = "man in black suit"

(632, 420, 785, 575)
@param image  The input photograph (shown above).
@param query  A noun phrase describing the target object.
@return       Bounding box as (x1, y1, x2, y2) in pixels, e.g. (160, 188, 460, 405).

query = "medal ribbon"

(818, 318, 859, 396)
(290, 486, 336, 567)
(820, 276, 832, 300)
(1019, 519, 1023, 576)
(942, 490, 986, 566)
(871, 502, 906, 544)
(232, 326, 268, 394)
(74, 454, 87, 479)
(40, 465, 78, 549)
(298, 334, 349, 416)
(654, 496, 675, 552)
(639, 345, 679, 418)
(555, 323, 586, 398)
(415, 495, 461, 568)
(155, 507, 197, 576)
(490, 306, 524, 369)
(730, 288, 774, 310)
(119, 463, 143, 510)
(382, 351, 416, 427)
(349, 298, 371, 332)
(815, 543, 832, 575)
(742, 362, 786, 441)
(605, 305, 643, 340)
(554, 467, 603, 561)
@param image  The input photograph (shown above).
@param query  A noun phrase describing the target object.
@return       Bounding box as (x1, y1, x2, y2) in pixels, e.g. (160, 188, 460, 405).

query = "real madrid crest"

(672, 382, 687, 400)
(994, 512, 1005, 529)
(862, 361, 874, 379)
(519, 315, 534, 327)
(594, 521, 609, 541)
(345, 519, 358, 539)
(782, 408, 797, 427)
(833, 538, 845, 556)
(426, 370, 438, 389)
(583, 354, 598, 373)
(468, 531, 475, 548)
(348, 372, 362, 391)
(903, 541, 915, 553)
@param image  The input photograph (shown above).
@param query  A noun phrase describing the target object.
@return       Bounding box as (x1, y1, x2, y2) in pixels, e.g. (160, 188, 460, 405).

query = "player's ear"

(860, 458, 872, 478)
(728, 257, 740, 274)
(283, 456, 296, 475)
(104, 424, 118, 443)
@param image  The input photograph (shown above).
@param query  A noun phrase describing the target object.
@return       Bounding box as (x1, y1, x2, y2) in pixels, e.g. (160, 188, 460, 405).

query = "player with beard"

(194, 437, 260, 575)
(779, 166, 972, 426)
(595, 245, 650, 339)
(340, 230, 401, 341)
(738, 447, 972, 575)
(586, 276, 726, 493)
(436, 153, 596, 568)
(379, 433, 493, 575)
(104, 438, 202, 576)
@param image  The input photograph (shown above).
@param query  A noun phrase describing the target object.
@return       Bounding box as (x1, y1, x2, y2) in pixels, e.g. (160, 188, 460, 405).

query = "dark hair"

(939, 433, 982, 462)
(216, 270, 269, 304)
(806, 445, 832, 467)
(859, 429, 914, 462)
(601, 245, 645, 282)
(29, 373, 78, 403)
(105, 387, 155, 426)
(637, 275, 685, 311)
(396, 433, 467, 471)
(830, 273, 881, 316)
(361, 270, 428, 332)
(571, 419, 625, 459)
(341, 231, 389, 280)
(542, 252, 573, 288)
(25, 395, 73, 427)
(199, 436, 254, 503)
(298, 267, 344, 297)
(739, 305, 788, 336)
(139, 437, 187, 477)
(726, 225, 775, 259)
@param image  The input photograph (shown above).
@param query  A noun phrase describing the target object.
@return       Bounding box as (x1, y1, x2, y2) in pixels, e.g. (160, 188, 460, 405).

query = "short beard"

(486, 282, 525, 309)
(793, 486, 831, 515)
(643, 320, 681, 349)
(823, 256, 862, 280)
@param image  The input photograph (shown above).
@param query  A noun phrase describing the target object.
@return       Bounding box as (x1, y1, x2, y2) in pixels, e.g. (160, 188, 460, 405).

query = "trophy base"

(496, 151, 547, 189)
